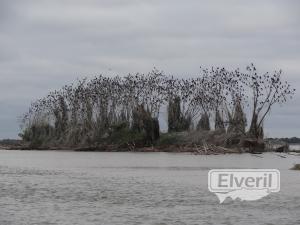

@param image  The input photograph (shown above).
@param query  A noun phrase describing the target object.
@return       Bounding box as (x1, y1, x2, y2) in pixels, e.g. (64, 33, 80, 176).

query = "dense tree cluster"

(20, 65, 295, 148)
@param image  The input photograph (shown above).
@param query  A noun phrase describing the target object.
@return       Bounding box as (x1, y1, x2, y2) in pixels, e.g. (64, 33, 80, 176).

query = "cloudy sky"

(0, 0, 299, 139)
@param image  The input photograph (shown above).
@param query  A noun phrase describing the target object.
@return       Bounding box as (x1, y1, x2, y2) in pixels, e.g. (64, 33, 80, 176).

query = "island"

(9, 65, 295, 154)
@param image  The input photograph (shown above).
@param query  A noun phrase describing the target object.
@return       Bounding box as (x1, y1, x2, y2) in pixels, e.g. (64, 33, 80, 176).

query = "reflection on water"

(0, 151, 299, 225)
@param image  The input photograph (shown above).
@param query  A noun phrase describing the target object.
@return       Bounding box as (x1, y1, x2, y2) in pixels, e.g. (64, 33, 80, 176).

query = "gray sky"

(0, 0, 299, 139)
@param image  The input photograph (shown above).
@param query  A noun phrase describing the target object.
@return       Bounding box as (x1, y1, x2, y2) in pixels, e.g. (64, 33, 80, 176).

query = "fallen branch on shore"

(193, 142, 239, 155)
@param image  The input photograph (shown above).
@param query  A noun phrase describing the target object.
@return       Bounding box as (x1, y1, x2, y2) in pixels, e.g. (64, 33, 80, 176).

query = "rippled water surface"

(0, 151, 299, 225)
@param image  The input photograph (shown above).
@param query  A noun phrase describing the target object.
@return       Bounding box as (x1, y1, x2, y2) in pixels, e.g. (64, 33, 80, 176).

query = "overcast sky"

(0, 0, 299, 139)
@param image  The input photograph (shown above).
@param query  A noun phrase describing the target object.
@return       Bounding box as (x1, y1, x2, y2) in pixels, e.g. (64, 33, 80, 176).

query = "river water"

(0, 150, 299, 225)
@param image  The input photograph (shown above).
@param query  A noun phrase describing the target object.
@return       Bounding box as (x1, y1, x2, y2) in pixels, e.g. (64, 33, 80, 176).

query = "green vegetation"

(156, 132, 185, 146)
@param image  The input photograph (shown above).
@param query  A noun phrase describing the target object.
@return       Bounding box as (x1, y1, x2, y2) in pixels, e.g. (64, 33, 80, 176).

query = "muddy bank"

(1, 142, 242, 155)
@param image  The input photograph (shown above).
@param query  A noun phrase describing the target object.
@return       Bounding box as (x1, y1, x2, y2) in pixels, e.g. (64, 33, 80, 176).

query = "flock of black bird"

(20, 64, 295, 146)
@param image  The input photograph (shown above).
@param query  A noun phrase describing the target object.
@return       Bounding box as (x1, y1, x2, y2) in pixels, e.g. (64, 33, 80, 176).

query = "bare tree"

(245, 64, 295, 138)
